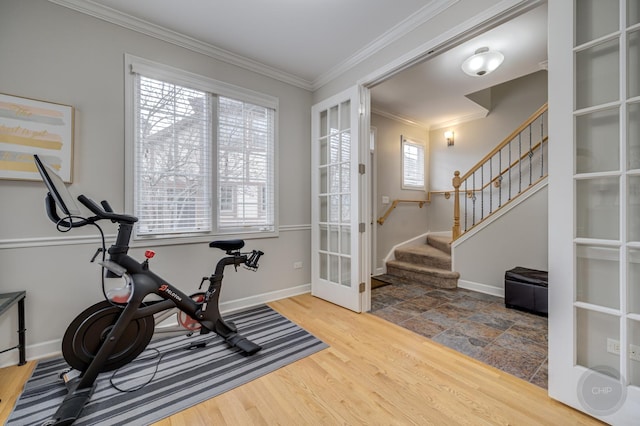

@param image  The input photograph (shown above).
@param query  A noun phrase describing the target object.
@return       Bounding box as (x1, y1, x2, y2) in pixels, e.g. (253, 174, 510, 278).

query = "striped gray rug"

(8, 305, 327, 425)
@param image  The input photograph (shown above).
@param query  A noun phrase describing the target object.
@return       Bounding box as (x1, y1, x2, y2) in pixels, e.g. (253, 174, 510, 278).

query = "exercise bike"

(33, 155, 264, 425)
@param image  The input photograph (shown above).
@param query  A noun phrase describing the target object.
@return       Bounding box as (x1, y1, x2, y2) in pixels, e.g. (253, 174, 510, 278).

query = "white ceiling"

(84, 0, 440, 84)
(53, 0, 548, 129)
(371, 3, 548, 129)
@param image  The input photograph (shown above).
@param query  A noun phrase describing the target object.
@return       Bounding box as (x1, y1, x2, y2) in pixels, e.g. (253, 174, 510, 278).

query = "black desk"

(0, 291, 26, 366)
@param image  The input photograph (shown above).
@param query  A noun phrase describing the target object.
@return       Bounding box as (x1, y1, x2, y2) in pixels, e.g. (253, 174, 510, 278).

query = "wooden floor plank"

(0, 293, 602, 425)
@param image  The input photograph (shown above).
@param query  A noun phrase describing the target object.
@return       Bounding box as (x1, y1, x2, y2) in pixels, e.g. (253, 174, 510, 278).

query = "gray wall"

(0, 0, 312, 365)
(372, 114, 428, 272)
(453, 183, 548, 295)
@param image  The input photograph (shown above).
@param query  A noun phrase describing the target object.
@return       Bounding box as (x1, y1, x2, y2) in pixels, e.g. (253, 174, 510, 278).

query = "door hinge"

(359, 222, 366, 233)
(359, 282, 365, 293)
(359, 163, 365, 174)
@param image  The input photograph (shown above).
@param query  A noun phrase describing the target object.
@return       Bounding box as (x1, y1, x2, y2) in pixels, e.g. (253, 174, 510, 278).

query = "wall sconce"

(444, 130, 454, 147)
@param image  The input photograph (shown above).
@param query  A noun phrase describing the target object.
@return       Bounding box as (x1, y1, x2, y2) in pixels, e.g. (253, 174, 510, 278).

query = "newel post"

(452, 170, 461, 240)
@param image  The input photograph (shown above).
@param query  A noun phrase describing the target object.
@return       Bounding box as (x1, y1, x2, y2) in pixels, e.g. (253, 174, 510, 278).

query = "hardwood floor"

(1, 293, 602, 425)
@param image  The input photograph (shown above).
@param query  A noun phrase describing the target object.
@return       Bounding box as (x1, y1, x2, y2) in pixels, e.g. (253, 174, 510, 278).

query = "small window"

(402, 138, 425, 190)
(220, 185, 234, 213)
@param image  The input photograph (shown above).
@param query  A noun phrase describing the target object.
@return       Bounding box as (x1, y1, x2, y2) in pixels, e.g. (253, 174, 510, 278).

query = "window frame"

(401, 137, 426, 190)
(124, 54, 279, 243)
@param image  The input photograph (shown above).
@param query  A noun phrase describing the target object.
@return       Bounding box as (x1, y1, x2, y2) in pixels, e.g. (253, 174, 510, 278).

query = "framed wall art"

(0, 93, 74, 182)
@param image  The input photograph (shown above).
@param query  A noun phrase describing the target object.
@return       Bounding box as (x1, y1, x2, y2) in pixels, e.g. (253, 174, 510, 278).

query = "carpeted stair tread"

(426, 234, 453, 254)
(387, 260, 459, 278)
(386, 260, 459, 289)
(394, 244, 451, 269)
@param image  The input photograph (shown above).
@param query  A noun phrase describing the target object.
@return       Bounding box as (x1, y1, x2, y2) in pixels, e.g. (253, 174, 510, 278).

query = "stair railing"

(452, 103, 548, 240)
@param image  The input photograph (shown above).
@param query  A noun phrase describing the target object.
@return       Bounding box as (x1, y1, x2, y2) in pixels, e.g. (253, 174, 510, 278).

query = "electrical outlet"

(631, 344, 640, 362)
(293, 261, 303, 270)
(607, 338, 620, 355)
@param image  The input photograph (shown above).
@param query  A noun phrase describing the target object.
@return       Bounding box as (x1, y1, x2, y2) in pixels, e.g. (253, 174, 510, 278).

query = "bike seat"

(209, 239, 245, 251)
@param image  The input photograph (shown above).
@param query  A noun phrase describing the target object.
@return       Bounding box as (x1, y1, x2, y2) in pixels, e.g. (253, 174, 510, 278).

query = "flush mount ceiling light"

(461, 47, 504, 77)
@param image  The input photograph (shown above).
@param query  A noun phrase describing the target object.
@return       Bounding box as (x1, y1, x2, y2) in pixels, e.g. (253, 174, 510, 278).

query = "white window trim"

(124, 53, 279, 243)
(401, 137, 426, 190)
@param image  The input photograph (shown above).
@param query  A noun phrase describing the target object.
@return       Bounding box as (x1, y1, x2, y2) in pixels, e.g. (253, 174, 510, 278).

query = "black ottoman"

(504, 267, 548, 316)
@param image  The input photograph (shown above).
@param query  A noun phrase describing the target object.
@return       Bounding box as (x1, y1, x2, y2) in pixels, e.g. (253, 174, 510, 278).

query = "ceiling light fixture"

(461, 47, 504, 77)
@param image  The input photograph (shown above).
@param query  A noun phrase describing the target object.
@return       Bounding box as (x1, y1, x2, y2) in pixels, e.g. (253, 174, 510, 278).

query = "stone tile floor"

(371, 274, 548, 388)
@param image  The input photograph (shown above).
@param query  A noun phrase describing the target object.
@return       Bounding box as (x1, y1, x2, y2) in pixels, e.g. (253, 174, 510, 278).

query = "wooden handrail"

(377, 200, 425, 225)
(377, 191, 452, 225)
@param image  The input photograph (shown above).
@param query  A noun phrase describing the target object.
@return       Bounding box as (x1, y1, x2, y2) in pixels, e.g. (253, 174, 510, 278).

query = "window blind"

(402, 139, 425, 189)
(134, 75, 212, 235)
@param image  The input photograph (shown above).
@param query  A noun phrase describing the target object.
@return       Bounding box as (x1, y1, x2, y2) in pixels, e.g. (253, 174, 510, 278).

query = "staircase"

(385, 234, 459, 289)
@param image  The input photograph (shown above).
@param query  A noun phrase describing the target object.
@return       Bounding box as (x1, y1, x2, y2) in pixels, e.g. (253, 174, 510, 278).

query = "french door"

(549, 0, 640, 422)
(311, 86, 369, 312)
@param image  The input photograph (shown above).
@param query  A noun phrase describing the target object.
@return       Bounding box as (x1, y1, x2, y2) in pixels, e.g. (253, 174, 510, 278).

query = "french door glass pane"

(576, 38, 620, 109)
(576, 308, 620, 371)
(576, 177, 620, 239)
(329, 106, 339, 133)
(329, 225, 339, 253)
(576, 108, 620, 173)
(630, 0, 640, 26)
(628, 175, 640, 241)
(576, 245, 620, 309)
(319, 253, 328, 280)
(341, 257, 351, 287)
(340, 101, 350, 130)
(630, 319, 640, 386)
(320, 138, 328, 166)
(319, 225, 328, 251)
(329, 255, 339, 283)
(320, 110, 327, 137)
(628, 102, 640, 169)
(575, 0, 619, 46)
(630, 29, 640, 98)
(628, 249, 640, 313)
(341, 226, 350, 255)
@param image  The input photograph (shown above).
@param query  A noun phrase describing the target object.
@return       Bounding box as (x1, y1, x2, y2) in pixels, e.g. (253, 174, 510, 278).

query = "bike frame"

(73, 220, 250, 390)
(34, 154, 263, 425)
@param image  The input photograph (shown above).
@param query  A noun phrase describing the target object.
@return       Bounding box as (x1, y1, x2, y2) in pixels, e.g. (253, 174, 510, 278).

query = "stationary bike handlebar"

(45, 193, 138, 228)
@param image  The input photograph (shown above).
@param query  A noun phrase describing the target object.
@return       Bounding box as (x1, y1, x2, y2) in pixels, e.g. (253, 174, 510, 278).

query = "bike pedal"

(61, 368, 81, 384)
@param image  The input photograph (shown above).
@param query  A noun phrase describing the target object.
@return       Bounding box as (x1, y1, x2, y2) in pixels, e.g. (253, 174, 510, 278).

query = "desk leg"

(18, 298, 25, 366)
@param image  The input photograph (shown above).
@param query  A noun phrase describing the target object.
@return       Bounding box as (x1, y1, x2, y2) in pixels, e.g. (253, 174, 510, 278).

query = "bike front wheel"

(62, 301, 155, 372)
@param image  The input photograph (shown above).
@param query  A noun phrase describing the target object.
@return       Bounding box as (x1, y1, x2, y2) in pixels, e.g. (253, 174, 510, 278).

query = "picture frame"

(0, 93, 74, 182)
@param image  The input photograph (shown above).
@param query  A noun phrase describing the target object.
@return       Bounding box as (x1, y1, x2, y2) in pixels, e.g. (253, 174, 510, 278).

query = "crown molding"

(371, 108, 429, 129)
(48, 0, 314, 90)
(430, 110, 489, 130)
(312, 0, 460, 91)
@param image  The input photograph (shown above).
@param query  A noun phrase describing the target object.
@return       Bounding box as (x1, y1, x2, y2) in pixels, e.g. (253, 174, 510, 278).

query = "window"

(126, 55, 277, 239)
(220, 185, 234, 213)
(401, 138, 425, 190)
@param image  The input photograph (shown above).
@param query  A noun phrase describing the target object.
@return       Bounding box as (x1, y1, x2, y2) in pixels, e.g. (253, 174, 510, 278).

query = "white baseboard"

(219, 284, 311, 314)
(458, 279, 504, 298)
(0, 284, 311, 368)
